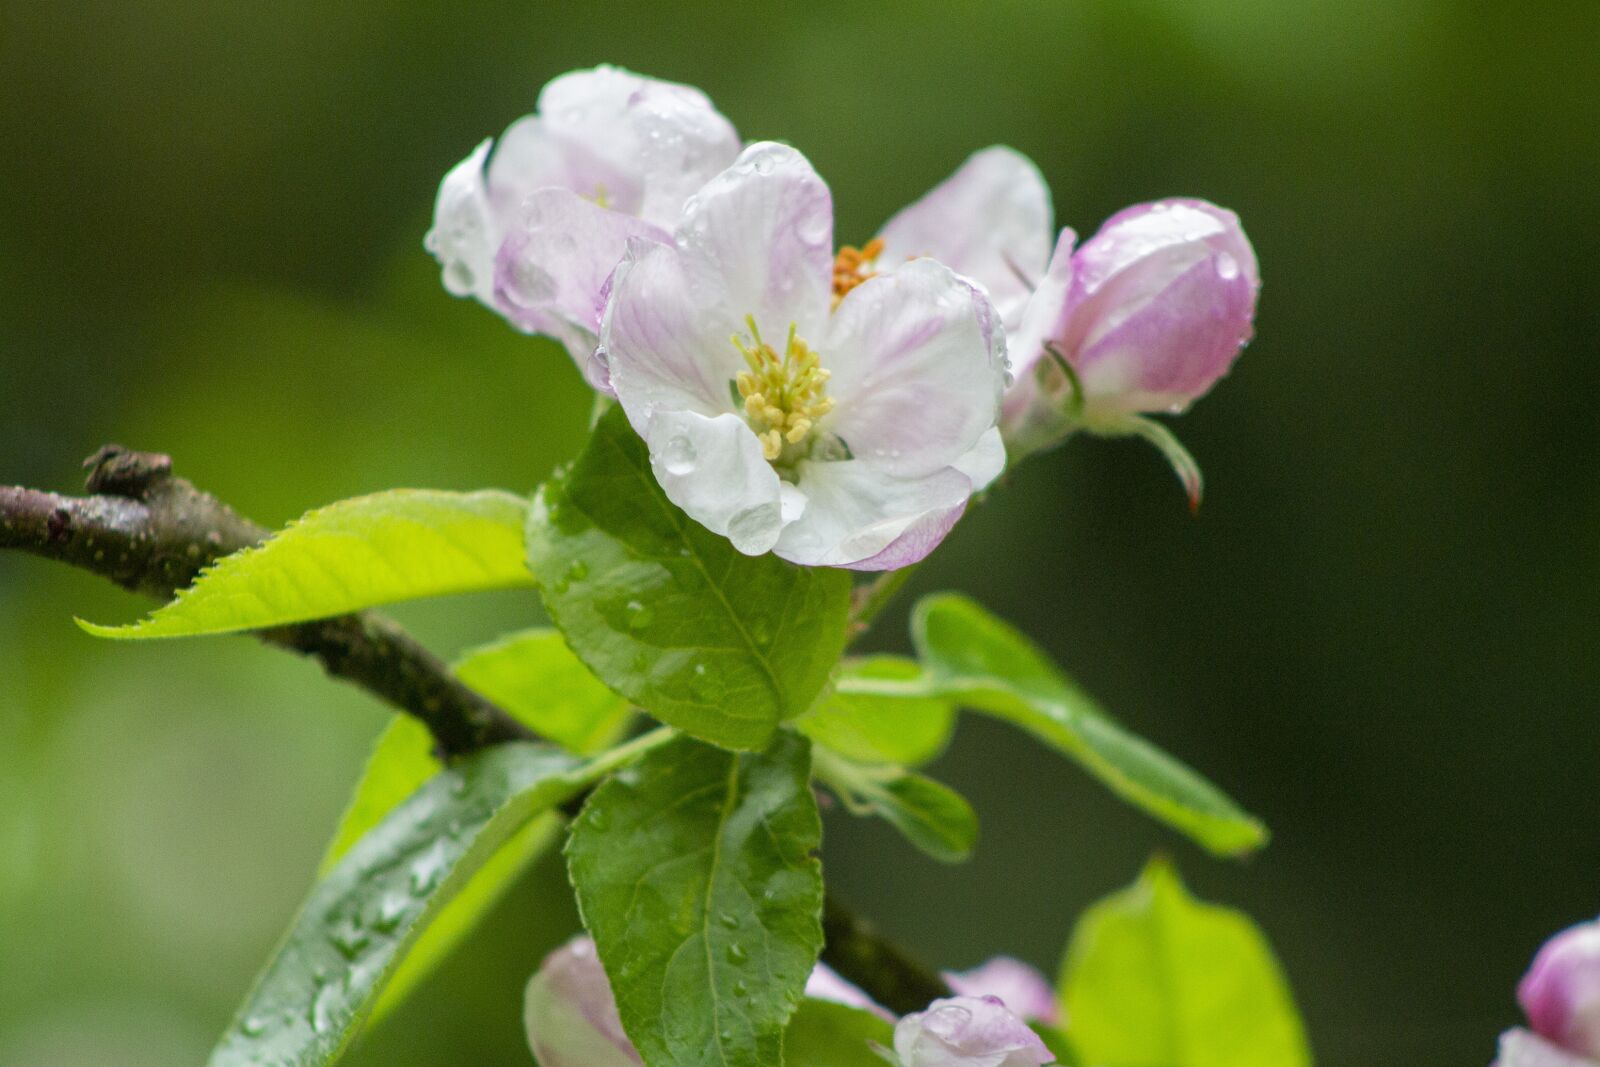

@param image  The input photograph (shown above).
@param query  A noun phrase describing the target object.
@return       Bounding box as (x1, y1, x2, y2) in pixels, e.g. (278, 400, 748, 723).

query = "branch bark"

(0, 446, 533, 757)
(0, 444, 952, 1012)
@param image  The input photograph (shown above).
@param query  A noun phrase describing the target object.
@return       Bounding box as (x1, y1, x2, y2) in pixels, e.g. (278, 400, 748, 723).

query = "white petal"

(1494, 1029, 1598, 1067)
(1003, 228, 1076, 423)
(645, 410, 792, 556)
(491, 66, 740, 227)
(824, 258, 1006, 479)
(495, 189, 670, 363)
(775, 460, 973, 569)
(604, 238, 746, 425)
(879, 147, 1053, 329)
(675, 142, 834, 346)
(424, 139, 497, 303)
(953, 427, 1006, 491)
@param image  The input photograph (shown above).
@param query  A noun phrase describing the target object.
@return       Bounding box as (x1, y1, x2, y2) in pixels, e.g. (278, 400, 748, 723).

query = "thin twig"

(0, 446, 533, 757)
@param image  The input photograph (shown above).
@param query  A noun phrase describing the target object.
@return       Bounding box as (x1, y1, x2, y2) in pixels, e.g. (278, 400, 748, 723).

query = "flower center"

(831, 237, 884, 307)
(732, 316, 834, 463)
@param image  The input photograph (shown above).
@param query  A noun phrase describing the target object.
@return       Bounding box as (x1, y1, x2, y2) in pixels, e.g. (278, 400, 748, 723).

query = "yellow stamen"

(731, 315, 834, 464)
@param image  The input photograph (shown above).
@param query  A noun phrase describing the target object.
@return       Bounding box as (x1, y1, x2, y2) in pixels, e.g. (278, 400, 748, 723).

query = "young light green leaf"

(813, 748, 978, 864)
(566, 731, 824, 1067)
(783, 999, 895, 1067)
(452, 628, 633, 755)
(313, 629, 632, 1022)
(208, 742, 592, 1067)
(527, 406, 851, 751)
(82, 489, 534, 638)
(794, 656, 956, 767)
(910, 593, 1267, 857)
(1060, 859, 1312, 1067)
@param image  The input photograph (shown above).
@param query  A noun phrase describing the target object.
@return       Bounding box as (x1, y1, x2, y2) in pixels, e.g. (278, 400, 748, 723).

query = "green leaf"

(526, 406, 851, 750)
(783, 999, 894, 1067)
(208, 742, 592, 1067)
(795, 656, 956, 766)
(1060, 859, 1312, 1067)
(452, 628, 633, 755)
(566, 731, 824, 1067)
(813, 748, 977, 864)
(909, 594, 1267, 857)
(81, 489, 534, 638)
(314, 629, 631, 1022)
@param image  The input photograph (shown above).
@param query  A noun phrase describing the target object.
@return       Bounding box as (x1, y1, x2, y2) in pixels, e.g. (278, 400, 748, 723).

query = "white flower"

(600, 141, 1008, 569)
(425, 65, 740, 364)
(892, 995, 1055, 1067)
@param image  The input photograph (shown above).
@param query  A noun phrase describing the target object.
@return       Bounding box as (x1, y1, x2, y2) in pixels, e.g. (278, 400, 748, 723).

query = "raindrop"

(719, 911, 740, 929)
(798, 212, 830, 246)
(726, 943, 748, 964)
(372, 893, 408, 933)
(309, 983, 339, 1034)
(239, 1016, 267, 1038)
(329, 921, 369, 961)
(408, 839, 451, 896)
(661, 434, 697, 475)
(750, 621, 773, 648)
(624, 600, 655, 630)
(566, 560, 589, 582)
(733, 980, 749, 997)
(587, 809, 610, 831)
(1215, 252, 1240, 280)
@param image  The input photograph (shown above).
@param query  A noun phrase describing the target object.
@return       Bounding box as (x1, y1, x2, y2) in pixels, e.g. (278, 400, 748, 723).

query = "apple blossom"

(425, 65, 740, 363)
(892, 995, 1055, 1067)
(944, 957, 1059, 1026)
(1004, 199, 1260, 502)
(1517, 920, 1600, 1060)
(600, 140, 1007, 569)
(523, 936, 642, 1067)
(1494, 1029, 1599, 1067)
(524, 936, 895, 1065)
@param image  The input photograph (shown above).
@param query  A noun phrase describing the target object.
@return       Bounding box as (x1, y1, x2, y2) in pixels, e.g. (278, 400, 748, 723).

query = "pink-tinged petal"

(953, 427, 1006, 492)
(1520, 920, 1600, 1058)
(1002, 228, 1077, 425)
(1065, 198, 1259, 416)
(424, 139, 498, 303)
(893, 995, 1055, 1067)
(944, 958, 1059, 1026)
(530, 65, 740, 229)
(489, 113, 641, 218)
(824, 259, 1006, 480)
(604, 238, 746, 425)
(776, 462, 972, 569)
(879, 147, 1053, 329)
(494, 189, 671, 363)
(806, 964, 894, 1020)
(1495, 1029, 1600, 1067)
(523, 936, 643, 1067)
(645, 409, 796, 556)
(675, 141, 835, 346)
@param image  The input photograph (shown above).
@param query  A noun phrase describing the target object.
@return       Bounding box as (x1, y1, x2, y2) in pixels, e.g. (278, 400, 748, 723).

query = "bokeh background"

(2, 1, 1597, 1063)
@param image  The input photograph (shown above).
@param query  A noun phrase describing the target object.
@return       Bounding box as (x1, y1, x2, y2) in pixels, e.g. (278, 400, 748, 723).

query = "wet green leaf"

(82, 489, 533, 638)
(794, 656, 956, 767)
(527, 407, 850, 750)
(567, 731, 824, 1067)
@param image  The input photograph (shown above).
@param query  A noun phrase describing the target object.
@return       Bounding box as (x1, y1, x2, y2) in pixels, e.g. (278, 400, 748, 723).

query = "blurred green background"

(2, 1, 1597, 1063)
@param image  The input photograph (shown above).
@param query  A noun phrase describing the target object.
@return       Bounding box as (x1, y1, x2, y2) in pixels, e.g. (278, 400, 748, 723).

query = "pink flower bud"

(1008, 198, 1258, 429)
(523, 937, 643, 1067)
(892, 995, 1055, 1067)
(1519, 920, 1600, 1058)
(944, 957, 1060, 1026)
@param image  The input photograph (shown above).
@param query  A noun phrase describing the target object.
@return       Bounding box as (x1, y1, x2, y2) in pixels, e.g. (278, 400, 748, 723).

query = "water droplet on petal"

(661, 434, 697, 475)
(1216, 252, 1240, 280)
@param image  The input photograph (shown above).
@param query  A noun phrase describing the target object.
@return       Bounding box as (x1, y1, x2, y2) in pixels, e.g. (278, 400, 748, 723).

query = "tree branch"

(0, 446, 534, 757)
(0, 444, 952, 1011)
